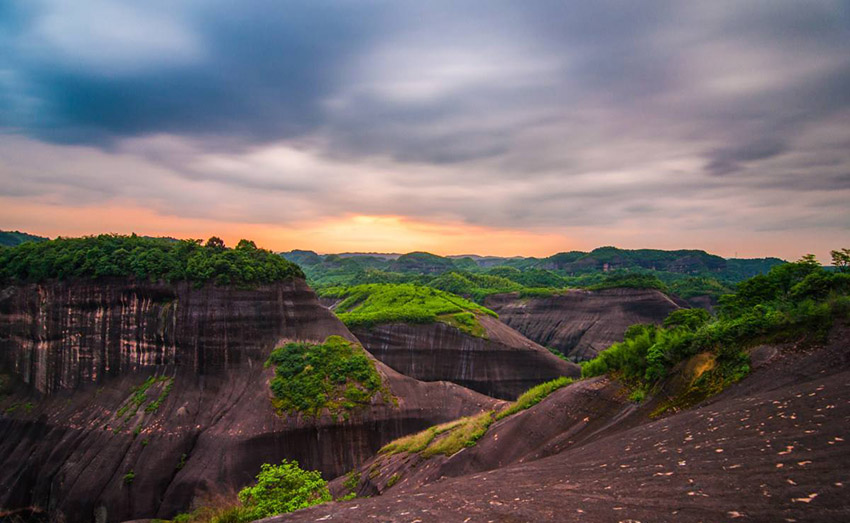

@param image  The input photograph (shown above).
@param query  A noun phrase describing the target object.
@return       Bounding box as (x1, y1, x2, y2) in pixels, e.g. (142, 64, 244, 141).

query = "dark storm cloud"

(1, 0, 849, 236)
(1, 1, 387, 145)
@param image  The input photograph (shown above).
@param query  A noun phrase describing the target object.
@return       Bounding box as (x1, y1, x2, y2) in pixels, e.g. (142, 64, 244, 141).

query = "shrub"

(266, 336, 390, 416)
(663, 308, 711, 330)
(237, 460, 331, 520)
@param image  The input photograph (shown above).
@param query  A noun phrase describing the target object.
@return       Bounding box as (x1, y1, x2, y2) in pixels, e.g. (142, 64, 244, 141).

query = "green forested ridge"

(319, 283, 497, 336)
(0, 230, 48, 247)
(0, 234, 303, 286)
(284, 246, 788, 303)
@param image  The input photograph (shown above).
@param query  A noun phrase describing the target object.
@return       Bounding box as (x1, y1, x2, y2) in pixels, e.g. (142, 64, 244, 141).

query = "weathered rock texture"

(485, 288, 686, 361)
(275, 324, 850, 523)
(351, 314, 579, 400)
(0, 278, 499, 522)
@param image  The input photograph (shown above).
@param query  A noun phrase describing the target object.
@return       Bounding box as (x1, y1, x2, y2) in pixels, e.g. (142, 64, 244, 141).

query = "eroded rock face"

(351, 315, 579, 400)
(484, 288, 686, 361)
(276, 324, 850, 523)
(0, 278, 499, 522)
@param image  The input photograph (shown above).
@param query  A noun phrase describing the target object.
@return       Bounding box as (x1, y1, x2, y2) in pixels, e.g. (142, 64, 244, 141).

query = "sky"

(1, 1, 848, 260)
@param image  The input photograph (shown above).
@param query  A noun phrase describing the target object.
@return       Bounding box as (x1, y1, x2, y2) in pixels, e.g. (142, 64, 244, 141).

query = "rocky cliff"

(351, 314, 579, 400)
(484, 288, 686, 361)
(0, 278, 499, 522)
(274, 324, 850, 523)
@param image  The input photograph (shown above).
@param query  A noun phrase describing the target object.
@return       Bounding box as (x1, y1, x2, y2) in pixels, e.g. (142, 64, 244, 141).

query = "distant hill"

(0, 230, 48, 247)
(280, 246, 788, 302)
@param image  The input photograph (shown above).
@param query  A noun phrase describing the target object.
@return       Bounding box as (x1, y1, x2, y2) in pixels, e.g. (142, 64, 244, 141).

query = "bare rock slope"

(273, 324, 850, 522)
(350, 314, 579, 400)
(0, 278, 499, 522)
(485, 288, 686, 361)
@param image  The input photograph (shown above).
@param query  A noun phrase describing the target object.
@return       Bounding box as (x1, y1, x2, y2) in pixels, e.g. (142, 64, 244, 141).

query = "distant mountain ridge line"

(283, 247, 786, 264)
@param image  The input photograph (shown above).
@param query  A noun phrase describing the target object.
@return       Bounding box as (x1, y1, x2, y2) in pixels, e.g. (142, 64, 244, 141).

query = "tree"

(205, 236, 226, 250)
(831, 248, 850, 273)
(797, 254, 820, 267)
(236, 239, 257, 250)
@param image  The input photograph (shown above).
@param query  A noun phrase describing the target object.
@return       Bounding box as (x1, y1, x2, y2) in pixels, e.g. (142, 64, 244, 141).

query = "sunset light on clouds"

(1, 2, 848, 259)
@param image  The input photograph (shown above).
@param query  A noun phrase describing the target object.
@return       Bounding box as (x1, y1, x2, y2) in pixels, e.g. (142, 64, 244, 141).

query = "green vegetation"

(380, 410, 495, 459)
(237, 460, 331, 520)
(0, 230, 47, 247)
(266, 336, 391, 417)
(589, 272, 668, 292)
(494, 377, 573, 421)
(286, 246, 784, 306)
(380, 376, 572, 461)
(0, 234, 303, 286)
(319, 284, 497, 336)
(167, 460, 330, 523)
(340, 470, 361, 500)
(582, 255, 850, 403)
(116, 375, 173, 420)
(123, 470, 135, 485)
(386, 474, 400, 488)
(833, 248, 850, 272)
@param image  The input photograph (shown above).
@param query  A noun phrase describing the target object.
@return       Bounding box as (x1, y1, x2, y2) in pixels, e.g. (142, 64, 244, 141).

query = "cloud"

(0, 1, 848, 257)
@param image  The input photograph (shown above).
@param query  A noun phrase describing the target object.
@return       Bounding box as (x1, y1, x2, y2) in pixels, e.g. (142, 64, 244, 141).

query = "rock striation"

(0, 278, 499, 522)
(350, 314, 579, 400)
(485, 288, 686, 361)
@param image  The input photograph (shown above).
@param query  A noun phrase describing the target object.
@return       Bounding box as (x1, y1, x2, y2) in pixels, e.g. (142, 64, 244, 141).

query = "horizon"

(2, 227, 797, 262)
(1, 3, 848, 263)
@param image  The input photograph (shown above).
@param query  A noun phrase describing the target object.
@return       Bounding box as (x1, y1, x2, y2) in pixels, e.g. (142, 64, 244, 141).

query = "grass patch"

(379, 377, 572, 461)
(437, 311, 486, 338)
(319, 283, 497, 337)
(266, 336, 393, 417)
(379, 412, 494, 459)
(494, 377, 572, 421)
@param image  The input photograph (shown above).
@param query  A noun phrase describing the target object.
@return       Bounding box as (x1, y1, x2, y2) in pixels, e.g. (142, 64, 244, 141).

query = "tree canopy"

(0, 234, 303, 286)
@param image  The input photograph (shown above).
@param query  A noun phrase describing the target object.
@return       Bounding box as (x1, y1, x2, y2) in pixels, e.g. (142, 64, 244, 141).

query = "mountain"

(0, 230, 48, 247)
(0, 237, 500, 521)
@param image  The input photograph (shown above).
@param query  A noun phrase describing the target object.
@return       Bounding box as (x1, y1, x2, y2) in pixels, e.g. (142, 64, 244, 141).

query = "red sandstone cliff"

(0, 278, 499, 522)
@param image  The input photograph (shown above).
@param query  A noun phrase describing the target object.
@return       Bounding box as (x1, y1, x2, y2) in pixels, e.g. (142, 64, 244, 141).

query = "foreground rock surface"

(351, 314, 579, 400)
(271, 324, 850, 522)
(0, 279, 500, 522)
(485, 288, 685, 361)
